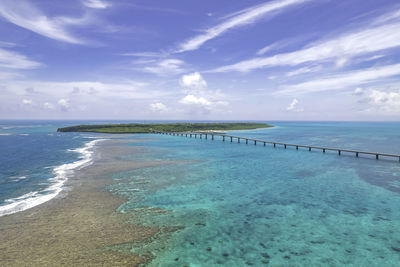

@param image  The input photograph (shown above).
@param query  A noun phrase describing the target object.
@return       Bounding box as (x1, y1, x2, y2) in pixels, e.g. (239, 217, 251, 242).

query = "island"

(57, 122, 272, 133)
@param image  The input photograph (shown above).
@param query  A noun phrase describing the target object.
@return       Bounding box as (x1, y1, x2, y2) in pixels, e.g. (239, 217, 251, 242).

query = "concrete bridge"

(154, 131, 400, 162)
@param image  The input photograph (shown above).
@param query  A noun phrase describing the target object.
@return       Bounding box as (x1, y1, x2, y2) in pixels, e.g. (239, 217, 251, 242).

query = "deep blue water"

(0, 120, 108, 216)
(109, 122, 400, 266)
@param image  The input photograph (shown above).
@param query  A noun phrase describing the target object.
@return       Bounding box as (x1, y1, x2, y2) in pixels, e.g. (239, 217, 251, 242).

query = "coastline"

(0, 139, 105, 217)
(0, 137, 181, 266)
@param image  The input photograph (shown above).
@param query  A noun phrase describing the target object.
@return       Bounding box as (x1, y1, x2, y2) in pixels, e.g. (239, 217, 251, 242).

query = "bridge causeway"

(154, 131, 400, 162)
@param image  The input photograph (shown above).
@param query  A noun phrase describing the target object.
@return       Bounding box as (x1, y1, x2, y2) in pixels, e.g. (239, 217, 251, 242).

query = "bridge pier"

(323, 149, 325, 153)
(223, 136, 225, 142)
(238, 138, 240, 143)
(274, 143, 276, 148)
(309, 147, 311, 151)
(254, 140, 257, 145)
(200, 134, 202, 139)
(246, 139, 248, 144)
(212, 135, 214, 141)
(264, 142, 266, 146)
(356, 152, 358, 157)
(230, 136, 232, 142)
(296, 146, 298, 150)
(284, 144, 287, 149)
(376, 154, 379, 160)
(338, 150, 341, 155)
(205, 134, 207, 139)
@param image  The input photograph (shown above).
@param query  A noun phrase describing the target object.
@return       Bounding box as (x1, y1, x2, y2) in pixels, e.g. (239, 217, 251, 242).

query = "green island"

(57, 122, 272, 133)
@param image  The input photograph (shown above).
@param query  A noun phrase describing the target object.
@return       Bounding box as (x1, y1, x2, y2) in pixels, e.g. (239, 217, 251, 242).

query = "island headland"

(57, 122, 273, 134)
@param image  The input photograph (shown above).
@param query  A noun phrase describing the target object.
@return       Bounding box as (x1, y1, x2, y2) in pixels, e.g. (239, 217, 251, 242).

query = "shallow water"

(110, 122, 400, 266)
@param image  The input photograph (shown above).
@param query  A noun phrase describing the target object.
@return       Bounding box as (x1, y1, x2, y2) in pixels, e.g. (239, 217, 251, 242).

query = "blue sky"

(1, 0, 400, 120)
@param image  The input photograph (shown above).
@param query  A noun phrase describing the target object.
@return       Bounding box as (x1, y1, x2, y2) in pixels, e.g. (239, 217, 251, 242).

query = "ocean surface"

(1, 121, 400, 266)
(0, 120, 107, 216)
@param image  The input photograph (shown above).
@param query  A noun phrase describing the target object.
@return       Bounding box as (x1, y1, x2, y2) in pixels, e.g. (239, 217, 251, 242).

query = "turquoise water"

(109, 122, 400, 266)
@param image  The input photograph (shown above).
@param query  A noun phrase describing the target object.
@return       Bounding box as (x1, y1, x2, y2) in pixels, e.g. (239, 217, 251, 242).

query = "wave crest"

(0, 139, 106, 217)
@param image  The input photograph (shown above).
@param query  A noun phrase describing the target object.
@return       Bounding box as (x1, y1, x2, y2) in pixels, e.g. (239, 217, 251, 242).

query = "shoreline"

(0, 136, 181, 266)
(0, 138, 105, 217)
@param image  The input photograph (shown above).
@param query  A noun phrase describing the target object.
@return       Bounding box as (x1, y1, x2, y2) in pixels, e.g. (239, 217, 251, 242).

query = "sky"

(1, 0, 400, 121)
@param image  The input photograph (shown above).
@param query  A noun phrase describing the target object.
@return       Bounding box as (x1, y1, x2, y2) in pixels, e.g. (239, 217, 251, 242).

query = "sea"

(1, 120, 400, 266)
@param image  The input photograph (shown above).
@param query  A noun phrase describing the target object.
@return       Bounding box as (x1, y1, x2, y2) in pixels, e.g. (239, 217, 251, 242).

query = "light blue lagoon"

(109, 122, 400, 266)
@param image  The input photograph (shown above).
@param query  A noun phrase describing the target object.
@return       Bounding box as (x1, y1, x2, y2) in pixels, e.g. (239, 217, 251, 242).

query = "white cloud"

(179, 94, 229, 111)
(367, 89, 400, 113)
(177, 0, 311, 52)
(277, 63, 400, 95)
(180, 94, 211, 106)
(287, 98, 298, 110)
(58, 99, 69, 110)
(180, 72, 207, 92)
(43, 102, 55, 109)
(335, 57, 348, 68)
(119, 52, 166, 58)
(0, 47, 42, 69)
(150, 102, 168, 112)
(256, 38, 299, 56)
(212, 21, 400, 72)
(257, 43, 278, 56)
(0, 41, 17, 47)
(22, 99, 32, 105)
(0, 70, 22, 79)
(131, 59, 157, 65)
(286, 98, 303, 112)
(0, 0, 89, 44)
(178, 73, 228, 110)
(354, 87, 400, 114)
(354, 87, 364, 95)
(83, 0, 110, 9)
(143, 59, 186, 76)
(372, 7, 400, 25)
(286, 66, 321, 77)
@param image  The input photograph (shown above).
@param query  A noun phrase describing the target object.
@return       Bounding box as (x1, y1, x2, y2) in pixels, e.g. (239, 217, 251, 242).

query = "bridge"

(154, 131, 400, 162)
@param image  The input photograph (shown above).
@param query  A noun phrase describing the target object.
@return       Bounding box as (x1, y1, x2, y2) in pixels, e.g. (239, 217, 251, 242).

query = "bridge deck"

(155, 131, 400, 161)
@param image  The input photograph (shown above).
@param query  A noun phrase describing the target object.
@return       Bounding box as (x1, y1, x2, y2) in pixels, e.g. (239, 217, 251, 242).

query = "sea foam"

(0, 139, 105, 217)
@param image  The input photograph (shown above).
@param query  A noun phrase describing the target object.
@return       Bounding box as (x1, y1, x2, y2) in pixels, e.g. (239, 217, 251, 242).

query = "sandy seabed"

(0, 137, 180, 266)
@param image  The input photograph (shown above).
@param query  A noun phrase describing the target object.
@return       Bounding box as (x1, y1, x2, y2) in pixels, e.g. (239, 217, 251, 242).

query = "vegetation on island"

(57, 122, 272, 134)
